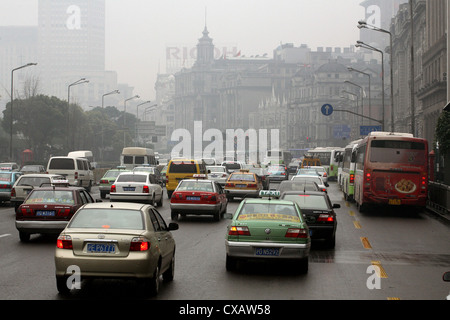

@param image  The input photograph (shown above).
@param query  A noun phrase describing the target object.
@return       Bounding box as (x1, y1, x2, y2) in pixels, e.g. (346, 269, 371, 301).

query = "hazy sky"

(0, 0, 365, 100)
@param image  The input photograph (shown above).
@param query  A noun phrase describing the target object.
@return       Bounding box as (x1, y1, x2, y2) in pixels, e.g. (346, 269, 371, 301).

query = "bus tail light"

(350, 174, 355, 184)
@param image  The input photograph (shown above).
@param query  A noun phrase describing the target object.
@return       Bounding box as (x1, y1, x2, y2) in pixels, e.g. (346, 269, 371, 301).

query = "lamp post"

(358, 20, 394, 132)
(348, 67, 372, 123)
(135, 100, 151, 146)
(123, 95, 140, 148)
(355, 41, 385, 131)
(101, 90, 120, 161)
(67, 78, 89, 151)
(10, 63, 37, 161)
(344, 80, 364, 124)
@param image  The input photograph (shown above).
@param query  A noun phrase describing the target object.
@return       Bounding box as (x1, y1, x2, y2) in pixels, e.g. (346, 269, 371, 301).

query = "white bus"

(263, 150, 292, 166)
(120, 147, 157, 170)
(339, 140, 362, 201)
(305, 147, 344, 181)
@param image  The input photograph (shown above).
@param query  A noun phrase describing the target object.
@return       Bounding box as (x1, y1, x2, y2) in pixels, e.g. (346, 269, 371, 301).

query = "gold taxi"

(224, 169, 263, 200)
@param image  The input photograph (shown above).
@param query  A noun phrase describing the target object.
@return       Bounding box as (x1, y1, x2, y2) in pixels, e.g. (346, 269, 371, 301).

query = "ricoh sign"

(166, 44, 239, 72)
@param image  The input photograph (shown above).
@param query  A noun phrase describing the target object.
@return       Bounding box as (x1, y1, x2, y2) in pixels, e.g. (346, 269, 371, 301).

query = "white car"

(291, 175, 328, 193)
(308, 166, 328, 184)
(110, 172, 163, 206)
(206, 165, 228, 186)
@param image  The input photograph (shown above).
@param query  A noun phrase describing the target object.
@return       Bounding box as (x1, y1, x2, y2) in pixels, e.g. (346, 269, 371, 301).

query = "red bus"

(354, 132, 428, 212)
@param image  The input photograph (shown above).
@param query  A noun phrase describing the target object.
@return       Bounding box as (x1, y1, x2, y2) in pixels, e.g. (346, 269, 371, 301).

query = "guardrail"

(428, 181, 450, 216)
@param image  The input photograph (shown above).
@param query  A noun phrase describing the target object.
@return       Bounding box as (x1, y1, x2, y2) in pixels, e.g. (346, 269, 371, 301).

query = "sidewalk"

(426, 202, 450, 223)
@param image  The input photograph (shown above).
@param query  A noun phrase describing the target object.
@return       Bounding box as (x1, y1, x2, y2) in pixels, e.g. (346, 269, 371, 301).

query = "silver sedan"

(110, 172, 163, 206)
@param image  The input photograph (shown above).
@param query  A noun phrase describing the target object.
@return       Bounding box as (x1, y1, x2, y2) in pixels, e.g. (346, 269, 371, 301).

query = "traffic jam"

(1, 133, 450, 299)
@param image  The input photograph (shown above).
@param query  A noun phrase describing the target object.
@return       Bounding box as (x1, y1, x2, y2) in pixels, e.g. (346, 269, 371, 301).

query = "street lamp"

(344, 80, 364, 123)
(67, 78, 89, 151)
(348, 67, 372, 123)
(135, 100, 151, 146)
(100, 90, 120, 161)
(123, 95, 140, 148)
(10, 63, 37, 160)
(358, 20, 394, 132)
(355, 41, 385, 131)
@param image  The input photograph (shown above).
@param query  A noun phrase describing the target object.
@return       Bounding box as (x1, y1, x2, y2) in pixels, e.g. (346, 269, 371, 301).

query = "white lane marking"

(0, 234, 12, 239)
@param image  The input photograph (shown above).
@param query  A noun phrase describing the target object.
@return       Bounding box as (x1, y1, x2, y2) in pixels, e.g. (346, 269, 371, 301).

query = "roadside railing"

(428, 181, 450, 216)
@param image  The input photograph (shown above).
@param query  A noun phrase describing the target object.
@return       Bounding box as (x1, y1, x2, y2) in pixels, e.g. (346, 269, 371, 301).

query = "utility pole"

(410, 0, 416, 135)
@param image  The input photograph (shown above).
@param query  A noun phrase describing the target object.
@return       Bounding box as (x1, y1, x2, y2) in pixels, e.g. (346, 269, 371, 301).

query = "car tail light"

(57, 208, 71, 216)
(285, 228, 308, 238)
(11, 188, 15, 197)
(110, 185, 116, 193)
(20, 207, 32, 216)
(247, 184, 257, 188)
(74, 172, 78, 180)
(56, 235, 73, 249)
(100, 179, 109, 184)
(143, 185, 149, 193)
(226, 183, 235, 188)
(0, 184, 8, 189)
(228, 226, 251, 236)
(349, 174, 355, 184)
(317, 214, 334, 222)
(130, 237, 150, 251)
(323, 172, 327, 177)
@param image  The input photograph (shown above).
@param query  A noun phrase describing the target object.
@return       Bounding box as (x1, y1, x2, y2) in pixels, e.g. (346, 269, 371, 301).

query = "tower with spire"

(195, 15, 215, 68)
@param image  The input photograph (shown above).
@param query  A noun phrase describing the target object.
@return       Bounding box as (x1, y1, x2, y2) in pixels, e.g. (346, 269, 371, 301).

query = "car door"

(149, 208, 174, 270)
(148, 174, 162, 200)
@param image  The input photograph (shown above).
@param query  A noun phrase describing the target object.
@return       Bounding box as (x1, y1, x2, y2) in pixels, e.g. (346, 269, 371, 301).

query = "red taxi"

(15, 181, 99, 242)
(170, 174, 227, 221)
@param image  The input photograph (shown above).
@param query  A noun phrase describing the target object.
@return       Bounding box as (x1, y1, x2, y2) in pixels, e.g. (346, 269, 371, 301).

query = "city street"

(0, 181, 449, 300)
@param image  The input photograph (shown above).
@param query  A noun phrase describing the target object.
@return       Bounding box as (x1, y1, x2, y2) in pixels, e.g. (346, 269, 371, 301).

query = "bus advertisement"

(353, 132, 429, 212)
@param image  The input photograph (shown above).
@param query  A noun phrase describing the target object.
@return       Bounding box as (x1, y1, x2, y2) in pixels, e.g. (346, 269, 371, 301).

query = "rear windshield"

(169, 161, 197, 173)
(49, 158, 75, 170)
(292, 177, 322, 185)
(370, 140, 426, 165)
(229, 174, 255, 182)
(282, 194, 329, 210)
(103, 171, 123, 178)
(278, 182, 318, 193)
(116, 174, 147, 183)
(17, 177, 52, 187)
(207, 166, 225, 172)
(177, 180, 213, 192)
(25, 190, 74, 205)
(0, 173, 11, 182)
(223, 163, 241, 170)
(69, 209, 144, 230)
(237, 203, 300, 222)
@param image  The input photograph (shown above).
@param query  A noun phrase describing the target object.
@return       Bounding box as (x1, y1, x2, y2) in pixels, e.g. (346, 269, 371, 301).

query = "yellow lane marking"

(387, 297, 400, 300)
(353, 221, 362, 229)
(360, 237, 372, 249)
(371, 261, 388, 278)
(348, 210, 355, 216)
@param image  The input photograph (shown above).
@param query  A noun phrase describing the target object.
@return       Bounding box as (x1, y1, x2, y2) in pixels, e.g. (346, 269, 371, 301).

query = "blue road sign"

(321, 104, 333, 116)
(360, 125, 382, 136)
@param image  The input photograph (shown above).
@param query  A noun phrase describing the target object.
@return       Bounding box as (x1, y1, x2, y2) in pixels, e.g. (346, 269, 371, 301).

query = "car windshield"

(17, 177, 52, 187)
(116, 174, 147, 183)
(0, 173, 11, 182)
(207, 166, 225, 173)
(69, 209, 144, 230)
(229, 174, 255, 182)
(282, 194, 329, 210)
(237, 203, 300, 222)
(177, 180, 213, 192)
(25, 190, 74, 205)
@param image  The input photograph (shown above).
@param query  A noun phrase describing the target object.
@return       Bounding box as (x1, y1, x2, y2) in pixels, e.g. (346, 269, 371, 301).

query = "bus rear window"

(169, 161, 197, 173)
(370, 140, 426, 165)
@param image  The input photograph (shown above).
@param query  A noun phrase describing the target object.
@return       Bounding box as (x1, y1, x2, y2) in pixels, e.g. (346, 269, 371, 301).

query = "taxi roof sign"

(259, 190, 280, 198)
(193, 174, 207, 179)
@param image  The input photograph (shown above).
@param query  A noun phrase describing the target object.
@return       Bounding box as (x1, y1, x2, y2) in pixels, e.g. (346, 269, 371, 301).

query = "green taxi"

(98, 166, 129, 199)
(225, 190, 311, 273)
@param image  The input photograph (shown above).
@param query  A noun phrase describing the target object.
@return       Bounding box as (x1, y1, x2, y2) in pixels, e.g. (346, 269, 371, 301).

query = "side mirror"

(168, 222, 179, 231)
(332, 203, 340, 209)
(224, 213, 234, 219)
(443, 272, 450, 282)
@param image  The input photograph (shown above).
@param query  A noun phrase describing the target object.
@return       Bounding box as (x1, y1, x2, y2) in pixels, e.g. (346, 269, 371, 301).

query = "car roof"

(242, 198, 296, 205)
(81, 202, 149, 210)
(32, 186, 84, 191)
(281, 190, 326, 196)
(18, 173, 62, 178)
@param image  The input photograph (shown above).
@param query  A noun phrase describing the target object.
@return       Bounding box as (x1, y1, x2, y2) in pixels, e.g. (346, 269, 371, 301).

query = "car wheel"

(100, 191, 107, 199)
(148, 264, 160, 296)
(226, 255, 238, 271)
(171, 211, 178, 221)
(213, 209, 220, 221)
(19, 231, 30, 242)
(162, 254, 175, 282)
(157, 192, 163, 207)
(56, 276, 70, 295)
(297, 257, 309, 274)
(326, 234, 336, 249)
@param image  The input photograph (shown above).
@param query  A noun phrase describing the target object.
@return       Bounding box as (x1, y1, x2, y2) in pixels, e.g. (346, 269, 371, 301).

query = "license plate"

(123, 187, 135, 191)
(86, 243, 116, 253)
(389, 199, 401, 205)
(187, 196, 200, 201)
(255, 248, 280, 256)
(36, 210, 55, 217)
(236, 184, 246, 188)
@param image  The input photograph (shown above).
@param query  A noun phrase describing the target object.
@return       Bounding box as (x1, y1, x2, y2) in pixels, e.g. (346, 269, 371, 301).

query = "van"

(165, 159, 207, 198)
(46, 156, 94, 191)
(120, 147, 157, 170)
